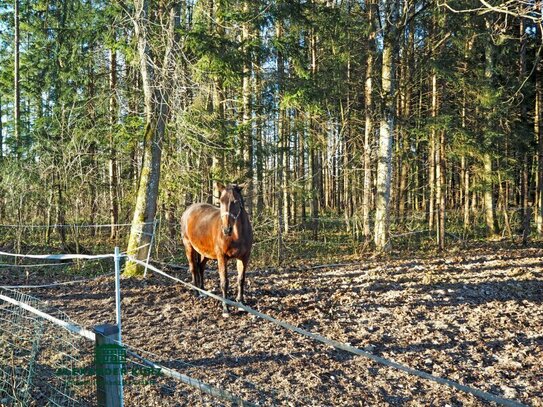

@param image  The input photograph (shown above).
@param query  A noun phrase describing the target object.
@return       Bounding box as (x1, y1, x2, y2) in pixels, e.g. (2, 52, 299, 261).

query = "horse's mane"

(232, 184, 245, 208)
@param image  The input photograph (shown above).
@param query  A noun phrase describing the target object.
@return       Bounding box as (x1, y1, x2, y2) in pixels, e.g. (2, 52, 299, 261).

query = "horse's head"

(217, 183, 245, 236)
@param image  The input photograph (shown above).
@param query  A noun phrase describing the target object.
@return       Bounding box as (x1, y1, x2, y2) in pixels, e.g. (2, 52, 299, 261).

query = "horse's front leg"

(217, 255, 229, 317)
(236, 258, 248, 304)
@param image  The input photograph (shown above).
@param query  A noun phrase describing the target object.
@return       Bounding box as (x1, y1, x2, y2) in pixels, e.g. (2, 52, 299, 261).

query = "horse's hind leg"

(198, 257, 208, 290)
(183, 238, 200, 296)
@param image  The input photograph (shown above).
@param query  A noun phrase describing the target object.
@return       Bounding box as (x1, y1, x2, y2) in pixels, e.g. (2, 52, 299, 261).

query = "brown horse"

(180, 183, 253, 316)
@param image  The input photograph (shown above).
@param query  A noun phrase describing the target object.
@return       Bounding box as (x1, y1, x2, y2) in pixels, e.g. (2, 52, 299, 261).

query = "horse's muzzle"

(222, 226, 233, 236)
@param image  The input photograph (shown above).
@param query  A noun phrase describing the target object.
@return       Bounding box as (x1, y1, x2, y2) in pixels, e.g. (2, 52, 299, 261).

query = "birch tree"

(374, 0, 398, 251)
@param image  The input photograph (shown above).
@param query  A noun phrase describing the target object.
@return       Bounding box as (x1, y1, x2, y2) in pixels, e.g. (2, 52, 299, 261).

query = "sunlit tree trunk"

(483, 19, 498, 236)
(109, 46, 119, 240)
(433, 11, 446, 250)
(0, 95, 2, 159)
(461, 40, 471, 230)
(255, 62, 264, 217)
(537, 43, 543, 234)
(362, 0, 376, 242)
(309, 25, 319, 239)
(241, 0, 253, 216)
(299, 111, 306, 223)
(374, 0, 398, 252)
(125, 0, 178, 276)
(14, 0, 21, 157)
(208, 0, 226, 206)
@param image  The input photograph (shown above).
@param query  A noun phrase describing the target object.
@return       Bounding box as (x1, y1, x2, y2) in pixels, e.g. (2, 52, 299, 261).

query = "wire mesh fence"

(0, 287, 95, 407)
(0, 286, 284, 406)
(0, 206, 534, 271)
(146, 207, 534, 268)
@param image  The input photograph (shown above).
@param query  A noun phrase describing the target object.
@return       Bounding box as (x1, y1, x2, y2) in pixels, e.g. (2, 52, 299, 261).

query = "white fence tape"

(127, 350, 256, 406)
(0, 222, 153, 229)
(127, 256, 527, 407)
(0, 273, 115, 289)
(0, 292, 96, 341)
(0, 250, 115, 261)
(0, 262, 67, 268)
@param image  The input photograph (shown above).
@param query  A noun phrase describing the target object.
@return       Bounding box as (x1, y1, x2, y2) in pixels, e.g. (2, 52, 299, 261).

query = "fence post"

(143, 218, 158, 278)
(94, 324, 124, 407)
(114, 247, 122, 341)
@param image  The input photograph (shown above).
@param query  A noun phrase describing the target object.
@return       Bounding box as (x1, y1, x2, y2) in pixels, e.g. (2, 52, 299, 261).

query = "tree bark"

(0, 95, 3, 160)
(362, 0, 376, 241)
(14, 0, 21, 157)
(483, 19, 498, 236)
(374, 0, 398, 252)
(125, 0, 178, 276)
(309, 25, 319, 239)
(537, 44, 543, 234)
(255, 64, 264, 217)
(242, 0, 253, 216)
(109, 47, 119, 240)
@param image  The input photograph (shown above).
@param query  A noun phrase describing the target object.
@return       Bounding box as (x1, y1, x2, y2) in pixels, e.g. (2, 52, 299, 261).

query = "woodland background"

(0, 0, 542, 268)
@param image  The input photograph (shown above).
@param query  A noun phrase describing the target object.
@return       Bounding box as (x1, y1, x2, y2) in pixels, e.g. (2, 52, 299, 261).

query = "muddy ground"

(2, 243, 543, 406)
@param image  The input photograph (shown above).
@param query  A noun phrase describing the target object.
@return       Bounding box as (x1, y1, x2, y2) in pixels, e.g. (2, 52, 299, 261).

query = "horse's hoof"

(222, 312, 230, 318)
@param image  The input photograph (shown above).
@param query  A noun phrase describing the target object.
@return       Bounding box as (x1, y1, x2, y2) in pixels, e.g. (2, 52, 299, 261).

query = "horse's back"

(181, 203, 219, 233)
(181, 203, 222, 259)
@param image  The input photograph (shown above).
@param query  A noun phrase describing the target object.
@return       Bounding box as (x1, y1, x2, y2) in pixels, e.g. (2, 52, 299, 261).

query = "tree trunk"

(0, 95, 3, 160)
(275, 20, 288, 239)
(374, 0, 398, 252)
(242, 0, 253, 216)
(299, 112, 306, 223)
(483, 152, 498, 235)
(436, 128, 446, 250)
(109, 47, 119, 240)
(255, 66, 264, 217)
(519, 18, 531, 237)
(0, 96, 2, 221)
(125, 0, 178, 276)
(14, 0, 21, 157)
(429, 73, 437, 232)
(462, 156, 470, 230)
(309, 26, 319, 239)
(537, 46, 543, 234)
(483, 20, 498, 236)
(362, 0, 376, 241)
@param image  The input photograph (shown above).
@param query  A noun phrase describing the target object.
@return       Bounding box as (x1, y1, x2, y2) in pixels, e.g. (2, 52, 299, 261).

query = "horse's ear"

(236, 182, 248, 191)
(216, 182, 225, 193)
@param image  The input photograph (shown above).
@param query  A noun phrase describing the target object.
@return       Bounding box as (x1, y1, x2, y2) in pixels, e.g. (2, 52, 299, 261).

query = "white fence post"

(143, 218, 158, 278)
(113, 247, 124, 407)
(114, 247, 122, 340)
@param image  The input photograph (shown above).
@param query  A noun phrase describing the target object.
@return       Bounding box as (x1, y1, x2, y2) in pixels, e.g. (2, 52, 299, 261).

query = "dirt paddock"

(5, 244, 543, 406)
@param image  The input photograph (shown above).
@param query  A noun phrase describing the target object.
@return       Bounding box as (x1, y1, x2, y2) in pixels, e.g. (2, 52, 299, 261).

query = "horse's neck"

(233, 210, 248, 234)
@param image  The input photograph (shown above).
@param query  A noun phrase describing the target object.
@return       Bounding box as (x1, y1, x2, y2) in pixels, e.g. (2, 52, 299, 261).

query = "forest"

(0, 0, 542, 264)
(0, 2, 542, 406)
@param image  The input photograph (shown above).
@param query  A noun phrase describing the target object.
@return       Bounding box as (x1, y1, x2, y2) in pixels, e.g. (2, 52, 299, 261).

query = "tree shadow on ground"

(364, 279, 543, 307)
